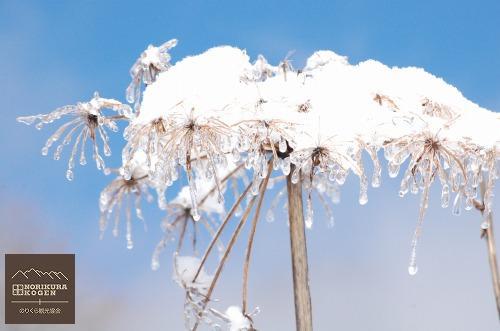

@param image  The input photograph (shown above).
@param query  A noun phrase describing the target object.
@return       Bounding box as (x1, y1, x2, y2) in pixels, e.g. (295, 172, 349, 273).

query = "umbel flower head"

(17, 91, 132, 180)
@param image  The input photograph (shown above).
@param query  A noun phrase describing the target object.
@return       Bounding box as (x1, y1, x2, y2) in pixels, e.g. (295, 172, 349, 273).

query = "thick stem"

(286, 164, 313, 331)
(480, 182, 500, 319)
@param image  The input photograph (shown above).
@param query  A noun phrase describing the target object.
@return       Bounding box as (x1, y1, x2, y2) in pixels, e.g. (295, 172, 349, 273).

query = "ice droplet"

(452, 192, 462, 216)
(66, 169, 74, 181)
(481, 221, 490, 230)
(335, 169, 347, 185)
(371, 172, 381, 188)
(408, 265, 418, 276)
(441, 184, 450, 208)
(191, 208, 201, 221)
(279, 139, 287, 153)
(266, 209, 275, 223)
(388, 162, 400, 178)
(359, 176, 368, 205)
(305, 197, 313, 229)
(151, 257, 160, 271)
(281, 157, 291, 176)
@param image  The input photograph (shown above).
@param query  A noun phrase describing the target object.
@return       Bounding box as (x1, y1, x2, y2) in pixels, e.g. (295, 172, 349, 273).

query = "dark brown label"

(5, 254, 75, 324)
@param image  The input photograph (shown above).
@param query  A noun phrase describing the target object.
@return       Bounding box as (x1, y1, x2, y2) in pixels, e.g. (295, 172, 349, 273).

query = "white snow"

(173, 255, 213, 295)
(224, 306, 252, 331)
(136, 46, 499, 155)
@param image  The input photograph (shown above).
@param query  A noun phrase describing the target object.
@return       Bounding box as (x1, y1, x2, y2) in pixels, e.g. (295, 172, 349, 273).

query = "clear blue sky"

(1, 1, 500, 330)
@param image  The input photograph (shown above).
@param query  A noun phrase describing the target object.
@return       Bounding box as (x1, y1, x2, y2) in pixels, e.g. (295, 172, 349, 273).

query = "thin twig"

(198, 163, 244, 206)
(479, 181, 500, 319)
(193, 180, 253, 282)
(242, 160, 273, 314)
(192, 183, 261, 331)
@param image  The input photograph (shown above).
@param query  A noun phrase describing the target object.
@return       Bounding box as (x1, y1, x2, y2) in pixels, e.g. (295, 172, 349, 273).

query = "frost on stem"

(126, 39, 178, 110)
(17, 92, 132, 180)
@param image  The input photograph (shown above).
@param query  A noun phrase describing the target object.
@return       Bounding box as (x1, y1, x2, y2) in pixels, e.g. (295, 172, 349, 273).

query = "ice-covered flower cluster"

(17, 39, 500, 330)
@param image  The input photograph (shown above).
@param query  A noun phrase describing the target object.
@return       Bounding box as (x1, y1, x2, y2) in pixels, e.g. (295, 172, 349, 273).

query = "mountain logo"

(11, 268, 69, 280)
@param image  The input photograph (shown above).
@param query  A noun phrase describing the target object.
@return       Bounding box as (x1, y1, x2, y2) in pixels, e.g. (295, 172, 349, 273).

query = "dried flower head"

(17, 92, 132, 180)
(290, 138, 358, 228)
(122, 117, 169, 179)
(151, 179, 227, 271)
(421, 97, 454, 120)
(373, 93, 400, 111)
(236, 119, 295, 182)
(126, 39, 178, 109)
(99, 169, 152, 249)
(157, 108, 232, 219)
(384, 126, 478, 275)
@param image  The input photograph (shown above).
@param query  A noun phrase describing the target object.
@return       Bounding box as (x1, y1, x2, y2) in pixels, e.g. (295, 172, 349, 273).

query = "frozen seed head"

(126, 39, 178, 109)
(98, 172, 152, 249)
(17, 91, 132, 180)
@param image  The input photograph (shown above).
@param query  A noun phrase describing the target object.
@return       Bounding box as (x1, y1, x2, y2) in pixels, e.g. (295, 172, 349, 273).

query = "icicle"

(151, 255, 160, 271)
(359, 175, 368, 205)
(335, 169, 347, 185)
(126, 209, 133, 249)
(407, 158, 433, 276)
(464, 196, 473, 211)
(281, 157, 291, 175)
(279, 138, 287, 153)
(273, 157, 281, 171)
(305, 195, 313, 229)
(399, 174, 411, 197)
(291, 167, 300, 184)
(187, 170, 200, 221)
(251, 174, 261, 196)
(371, 170, 381, 188)
(441, 184, 450, 208)
(388, 162, 400, 178)
(452, 191, 462, 216)
(481, 221, 490, 230)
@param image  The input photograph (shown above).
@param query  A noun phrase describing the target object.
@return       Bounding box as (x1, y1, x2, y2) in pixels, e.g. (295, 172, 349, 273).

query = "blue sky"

(1, 1, 500, 330)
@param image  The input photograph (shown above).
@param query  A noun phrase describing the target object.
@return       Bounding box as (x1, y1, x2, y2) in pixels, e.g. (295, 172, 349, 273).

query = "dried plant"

(126, 39, 178, 110)
(18, 40, 500, 330)
(98, 169, 152, 249)
(17, 92, 132, 180)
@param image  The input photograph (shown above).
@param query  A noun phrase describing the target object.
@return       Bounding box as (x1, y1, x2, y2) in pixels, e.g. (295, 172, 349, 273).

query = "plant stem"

(286, 164, 313, 331)
(242, 160, 273, 314)
(479, 181, 500, 319)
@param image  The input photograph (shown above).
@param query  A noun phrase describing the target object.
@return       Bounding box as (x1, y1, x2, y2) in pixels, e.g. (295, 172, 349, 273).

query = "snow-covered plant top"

(17, 39, 500, 330)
